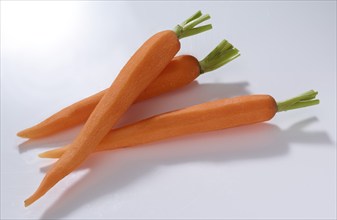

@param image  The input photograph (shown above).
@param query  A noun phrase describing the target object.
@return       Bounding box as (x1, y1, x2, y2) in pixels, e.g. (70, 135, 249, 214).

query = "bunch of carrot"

(18, 11, 319, 207)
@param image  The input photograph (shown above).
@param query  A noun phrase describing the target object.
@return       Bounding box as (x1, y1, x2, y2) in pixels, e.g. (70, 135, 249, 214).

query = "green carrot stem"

(181, 11, 202, 26)
(198, 39, 240, 74)
(203, 40, 233, 61)
(281, 100, 320, 111)
(277, 90, 320, 112)
(183, 14, 211, 30)
(173, 11, 212, 39)
(179, 25, 213, 39)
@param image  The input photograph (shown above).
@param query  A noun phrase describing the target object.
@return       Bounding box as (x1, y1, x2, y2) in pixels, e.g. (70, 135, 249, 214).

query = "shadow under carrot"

(39, 117, 333, 219)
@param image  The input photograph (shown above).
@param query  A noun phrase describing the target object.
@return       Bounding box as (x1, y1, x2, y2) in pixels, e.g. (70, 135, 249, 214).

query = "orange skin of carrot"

(43, 95, 277, 159)
(17, 55, 200, 139)
(25, 30, 180, 206)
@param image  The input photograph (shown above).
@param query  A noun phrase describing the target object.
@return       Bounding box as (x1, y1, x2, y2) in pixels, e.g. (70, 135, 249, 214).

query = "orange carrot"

(18, 40, 239, 139)
(40, 90, 319, 159)
(24, 11, 212, 207)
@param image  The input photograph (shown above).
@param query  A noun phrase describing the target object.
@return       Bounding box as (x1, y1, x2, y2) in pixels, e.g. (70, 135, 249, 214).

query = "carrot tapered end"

(17, 130, 30, 138)
(39, 147, 66, 158)
(24, 187, 46, 207)
(24, 196, 36, 207)
(38, 150, 57, 158)
(24, 178, 51, 207)
(38, 152, 49, 158)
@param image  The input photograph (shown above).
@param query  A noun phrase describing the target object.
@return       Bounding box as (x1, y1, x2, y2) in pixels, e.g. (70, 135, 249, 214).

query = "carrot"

(24, 11, 213, 207)
(40, 90, 319, 159)
(17, 39, 239, 139)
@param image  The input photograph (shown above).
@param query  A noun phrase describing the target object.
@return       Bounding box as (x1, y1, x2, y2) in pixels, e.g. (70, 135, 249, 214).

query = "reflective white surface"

(1, 1, 336, 219)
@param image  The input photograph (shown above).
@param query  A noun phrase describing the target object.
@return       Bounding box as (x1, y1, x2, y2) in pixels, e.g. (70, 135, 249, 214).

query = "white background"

(1, 1, 336, 219)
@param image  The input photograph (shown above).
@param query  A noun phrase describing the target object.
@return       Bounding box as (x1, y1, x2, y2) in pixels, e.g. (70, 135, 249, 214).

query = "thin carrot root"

(24, 11, 213, 207)
(39, 147, 69, 159)
(277, 90, 319, 112)
(38, 90, 319, 160)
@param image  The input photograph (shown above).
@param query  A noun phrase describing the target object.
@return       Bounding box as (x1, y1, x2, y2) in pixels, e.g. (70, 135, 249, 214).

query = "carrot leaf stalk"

(199, 39, 240, 74)
(277, 90, 320, 112)
(173, 11, 212, 39)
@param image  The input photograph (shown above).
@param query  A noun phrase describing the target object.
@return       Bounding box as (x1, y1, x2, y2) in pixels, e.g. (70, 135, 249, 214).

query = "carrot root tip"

(24, 199, 32, 207)
(17, 131, 29, 138)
